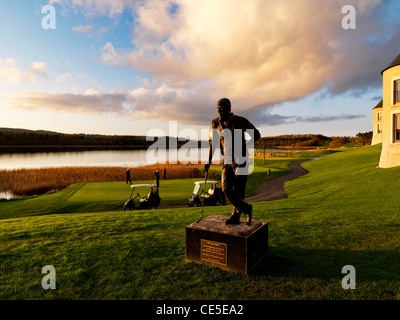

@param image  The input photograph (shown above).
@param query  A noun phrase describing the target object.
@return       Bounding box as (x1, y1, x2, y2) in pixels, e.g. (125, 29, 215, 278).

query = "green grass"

(1, 145, 399, 300)
(0, 155, 313, 220)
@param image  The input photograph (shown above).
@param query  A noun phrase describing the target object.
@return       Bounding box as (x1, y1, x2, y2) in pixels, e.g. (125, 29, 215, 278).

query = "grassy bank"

(3, 146, 397, 300)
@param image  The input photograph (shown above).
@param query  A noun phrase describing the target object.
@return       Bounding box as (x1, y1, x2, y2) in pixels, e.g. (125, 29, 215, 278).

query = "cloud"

(1, 83, 365, 129)
(95, 0, 395, 122)
(253, 113, 295, 127)
(49, 0, 133, 17)
(29, 62, 49, 78)
(0, 58, 48, 85)
(0, 84, 216, 125)
(54, 72, 103, 92)
(1, 90, 131, 116)
(295, 114, 366, 123)
(73, 25, 109, 37)
(253, 112, 365, 127)
(127, 85, 216, 124)
(18, 0, 400, 126)
(55, 73, 74, 84)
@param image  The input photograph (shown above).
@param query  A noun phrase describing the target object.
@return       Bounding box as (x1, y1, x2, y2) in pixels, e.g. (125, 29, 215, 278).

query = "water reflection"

(0, 191, 17, 200)
(0, 147, 296, 170)
(0, 148, 211, 170)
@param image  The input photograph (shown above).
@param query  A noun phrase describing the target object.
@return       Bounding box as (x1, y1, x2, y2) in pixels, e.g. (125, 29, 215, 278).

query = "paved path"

(244, 158, 313, 203)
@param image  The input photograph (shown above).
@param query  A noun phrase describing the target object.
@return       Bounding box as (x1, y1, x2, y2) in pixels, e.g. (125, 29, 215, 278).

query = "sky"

(0, 0, 400, 139)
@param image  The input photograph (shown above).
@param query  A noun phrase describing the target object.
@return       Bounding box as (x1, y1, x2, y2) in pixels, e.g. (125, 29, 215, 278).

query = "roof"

(381, 54, 400, 74)
(373, 99, 383, 109)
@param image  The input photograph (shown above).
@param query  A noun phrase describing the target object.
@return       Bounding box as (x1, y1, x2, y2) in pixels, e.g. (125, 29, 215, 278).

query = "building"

(371, 99, 383, 145)
(372, 53, 400, 168)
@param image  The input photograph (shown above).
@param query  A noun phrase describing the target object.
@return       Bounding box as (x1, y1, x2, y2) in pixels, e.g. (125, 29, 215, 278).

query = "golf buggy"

(124, 184, 161, 211)
(188, 180, 226, 207)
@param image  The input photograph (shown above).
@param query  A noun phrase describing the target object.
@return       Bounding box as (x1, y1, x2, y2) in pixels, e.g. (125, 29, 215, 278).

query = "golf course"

(1, 144, 399, 300)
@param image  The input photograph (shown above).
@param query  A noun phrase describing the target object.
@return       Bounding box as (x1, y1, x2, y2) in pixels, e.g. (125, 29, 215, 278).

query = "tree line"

(0, 128, 373, 150)
(0, 130, 151, 147)
(254, 132, 373, 148)
(0, 128, 193, 149)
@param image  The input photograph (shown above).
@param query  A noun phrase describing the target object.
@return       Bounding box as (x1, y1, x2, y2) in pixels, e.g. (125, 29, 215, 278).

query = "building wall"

(379, 65, 400, 167)
(371, 107, 383, 145)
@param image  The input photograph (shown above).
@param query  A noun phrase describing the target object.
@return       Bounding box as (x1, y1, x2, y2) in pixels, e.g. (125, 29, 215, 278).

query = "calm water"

(0, 147, 301, 170)
(0, 148, 212, 170)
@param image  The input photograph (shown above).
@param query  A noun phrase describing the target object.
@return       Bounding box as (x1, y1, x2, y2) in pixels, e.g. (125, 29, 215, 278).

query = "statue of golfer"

(204, 98, 261, 225)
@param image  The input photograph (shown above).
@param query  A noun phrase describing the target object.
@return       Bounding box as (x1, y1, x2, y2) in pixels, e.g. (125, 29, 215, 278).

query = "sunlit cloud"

(0, 58, 48, 85)
(1, 90, 131, 116)
(29, 62, 49, 78)
(96, 0, 393, 124)
(1, 84, 215, 125)
(3, 0, 398, 130)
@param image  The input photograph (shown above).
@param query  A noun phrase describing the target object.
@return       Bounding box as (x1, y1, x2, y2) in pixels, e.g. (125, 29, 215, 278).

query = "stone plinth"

(185, 214, 268, 274)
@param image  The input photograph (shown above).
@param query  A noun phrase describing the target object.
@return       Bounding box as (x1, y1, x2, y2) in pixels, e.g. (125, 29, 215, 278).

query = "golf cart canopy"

(193, 181, 220, 195)
(131, 184, 157, 189)
(194, 181, 219, 185)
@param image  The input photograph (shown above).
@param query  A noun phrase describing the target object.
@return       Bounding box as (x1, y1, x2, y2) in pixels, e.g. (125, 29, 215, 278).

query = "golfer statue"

(204, 98, 261, 225)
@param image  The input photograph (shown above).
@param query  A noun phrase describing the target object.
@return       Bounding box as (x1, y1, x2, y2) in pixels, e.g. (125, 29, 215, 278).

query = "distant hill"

(0, 127, 185, 149)
(0, 127, 58, 135)
(254, 132, 372, 148)
(0, 127, 372, 150)
(255, 134, 330, 148)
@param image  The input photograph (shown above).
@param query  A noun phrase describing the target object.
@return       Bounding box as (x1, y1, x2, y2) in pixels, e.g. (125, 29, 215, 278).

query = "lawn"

(1, 145, 399, 300)
(0, 154, 315, 220)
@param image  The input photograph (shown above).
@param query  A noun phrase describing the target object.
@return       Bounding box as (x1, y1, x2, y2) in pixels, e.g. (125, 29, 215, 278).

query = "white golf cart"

(188, 180, 226, 207)
(124, 184, 161, 211)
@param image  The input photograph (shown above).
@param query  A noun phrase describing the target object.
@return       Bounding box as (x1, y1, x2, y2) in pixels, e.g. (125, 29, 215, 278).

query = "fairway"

(66, 179, 202, 207)
(1, 145, 399, 300)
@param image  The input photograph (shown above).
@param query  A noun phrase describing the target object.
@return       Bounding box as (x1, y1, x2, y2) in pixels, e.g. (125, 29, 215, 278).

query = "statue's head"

(217, 98, 231, 120)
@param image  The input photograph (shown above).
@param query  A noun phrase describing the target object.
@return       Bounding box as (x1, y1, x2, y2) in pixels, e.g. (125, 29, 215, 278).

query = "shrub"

(329, 140, 342, 148)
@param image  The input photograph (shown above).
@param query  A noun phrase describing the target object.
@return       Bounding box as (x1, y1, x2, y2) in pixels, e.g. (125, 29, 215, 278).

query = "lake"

(0, 147, 298, 170)
(0, 148, 212, 170)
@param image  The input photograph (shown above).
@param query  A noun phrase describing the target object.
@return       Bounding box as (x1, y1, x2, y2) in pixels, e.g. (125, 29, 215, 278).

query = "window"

(394, 80, 400, 104)
(394, 114, 400, 142)
(377, 112, 382, 121)
(377, 123, 382, 134)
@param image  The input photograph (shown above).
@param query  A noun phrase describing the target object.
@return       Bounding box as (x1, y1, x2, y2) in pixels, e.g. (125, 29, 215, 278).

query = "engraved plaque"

(200, 239, 227, 266)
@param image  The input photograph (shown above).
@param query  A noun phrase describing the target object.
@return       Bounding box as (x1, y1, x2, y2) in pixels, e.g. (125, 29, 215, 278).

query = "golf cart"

(124, 184, 161, 211)
(188, 181, 226, 207)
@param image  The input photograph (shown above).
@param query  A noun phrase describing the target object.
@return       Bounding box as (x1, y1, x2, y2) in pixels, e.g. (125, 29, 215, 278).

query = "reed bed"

(0, 163, 215, 197)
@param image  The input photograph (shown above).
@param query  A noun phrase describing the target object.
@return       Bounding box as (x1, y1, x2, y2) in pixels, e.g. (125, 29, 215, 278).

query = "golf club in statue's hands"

(197, 164, 210, 223)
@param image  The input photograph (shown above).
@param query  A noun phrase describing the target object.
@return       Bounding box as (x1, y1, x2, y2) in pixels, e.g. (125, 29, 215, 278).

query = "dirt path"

(245, 158, 316, 203)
